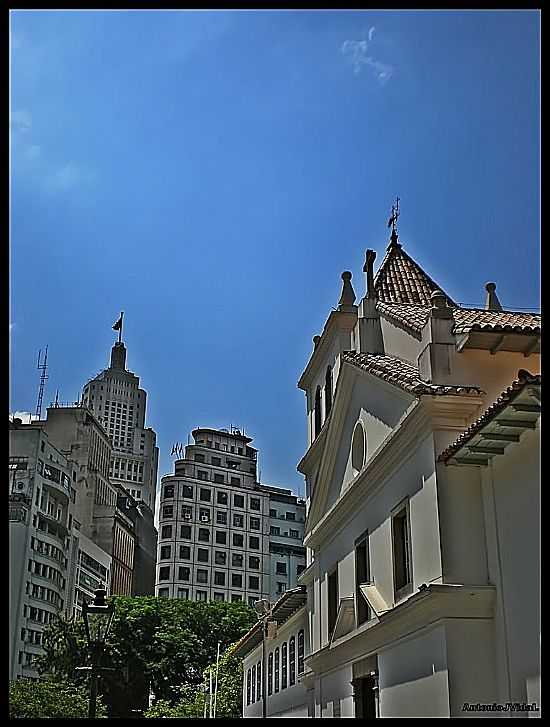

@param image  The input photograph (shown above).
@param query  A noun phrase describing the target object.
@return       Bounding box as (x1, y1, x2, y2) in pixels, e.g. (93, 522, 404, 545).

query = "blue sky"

(10, 10, 540, 500)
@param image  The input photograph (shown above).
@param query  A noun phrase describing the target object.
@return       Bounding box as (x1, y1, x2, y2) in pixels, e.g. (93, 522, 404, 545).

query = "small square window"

(233, 514, 244, 528)
(177, 588, 189, 600)
(158, 588, 169, 598)
(250, 517, 260, 530)
(214, 474, 224, 484)
(163, 485, 174, 499)
(159, 566, 170, 581)
(178, 566, 190, 581)
(249, 556, 260, 570)
(216, 511, 227, 525)
(200, 488, 211, 501)
(232, 553, 243, 568)
(233, 533, 244, 547)
(180, 525, 192, 539)
(162, 505, 174, 518)
(198, 528, 210, 542)
(211, 457, 221, 466)
(214, 571, 226, 586)
(231, 594, 241, 602)
(214, 592, 225, 601)
(179, 545, 191, 560)
(250, 498, 261, 511)
(197, 548, 209, 563)
(215, 551, 227, 565)
(270, 526, 280, 536)
(217, 491, 228, 505)
(198, 471, 209, 482)
(196, 591, 207, 602)
(232, 573, 243, 588)
(276, 562, 287, 575)
(234, 494, 245, 508)
(269, 509, 277, 518)
(249, 576, 259, 590)
(216, 531, 227, 545)
(197, 569, 208, 584)
(161, 525, 172, 539)
(194, 453, 205, 463)
(249, 536, 260, 550)
(160, 545, 171, 560)
(231, 477, 241, 486)
(182, 485, 193, 499)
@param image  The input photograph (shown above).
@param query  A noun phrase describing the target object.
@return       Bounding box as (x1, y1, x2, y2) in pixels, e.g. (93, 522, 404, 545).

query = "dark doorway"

(354, 673, 378, 718)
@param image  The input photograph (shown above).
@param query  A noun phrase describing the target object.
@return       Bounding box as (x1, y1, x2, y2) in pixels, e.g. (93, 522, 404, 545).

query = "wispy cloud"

(10, 411, 39, 424)
(10, 108, 96, 194)
(341, 29, 393, 85)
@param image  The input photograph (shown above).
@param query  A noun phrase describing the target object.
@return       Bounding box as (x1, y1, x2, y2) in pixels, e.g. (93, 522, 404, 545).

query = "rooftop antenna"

(387, 196, 400, 246)
(54, 389, 59, 407)
(35, 346, 49, 419)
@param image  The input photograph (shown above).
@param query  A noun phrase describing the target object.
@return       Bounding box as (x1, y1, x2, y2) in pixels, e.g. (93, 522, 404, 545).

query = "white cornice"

(305, 584, 496, 673)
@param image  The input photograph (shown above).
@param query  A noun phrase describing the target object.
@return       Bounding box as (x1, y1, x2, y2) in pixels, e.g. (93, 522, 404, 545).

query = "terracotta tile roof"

(438, 370, 541, 463)
(374, 242, 456, 307)
(342, 351, 483, 396)
(376, 302, 541, 337)
(452, 308, 541, 335)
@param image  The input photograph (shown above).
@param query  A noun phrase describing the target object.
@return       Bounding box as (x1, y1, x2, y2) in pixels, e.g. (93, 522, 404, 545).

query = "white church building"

(235, 215, 540, 718)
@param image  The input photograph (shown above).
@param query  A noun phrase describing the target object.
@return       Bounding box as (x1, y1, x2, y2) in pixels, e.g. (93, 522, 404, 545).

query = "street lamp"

(254, 599, 272, 720)
(81, 588, 115, 719)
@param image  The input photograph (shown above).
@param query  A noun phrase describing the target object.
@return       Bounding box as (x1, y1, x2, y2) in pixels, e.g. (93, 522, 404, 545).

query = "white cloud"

(341, 34, 393, 85)
(10, 110, 32, 133)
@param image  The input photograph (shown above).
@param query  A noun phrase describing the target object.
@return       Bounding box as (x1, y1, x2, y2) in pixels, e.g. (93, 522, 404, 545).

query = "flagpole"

(213, 641, 221, 718)
(119, 311, 124, 344)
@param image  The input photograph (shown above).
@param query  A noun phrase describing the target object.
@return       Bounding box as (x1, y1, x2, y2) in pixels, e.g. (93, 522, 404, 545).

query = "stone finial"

(485, 282, 503, 312)
(338, 271, 356, 311)
(363, 249, 377, 299)
(313, 335, 321, 348)
(430, 289, 453, 319)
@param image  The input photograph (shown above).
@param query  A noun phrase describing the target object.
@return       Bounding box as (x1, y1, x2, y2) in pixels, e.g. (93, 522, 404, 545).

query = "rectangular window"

(194, 453, 205, 463)
(286, 512, 296, 521)
(231, 573, 242, 588)
(234, 494, 245, 508)
(158, 566, 170, 581)
(196, 591, 207, 602)
(289, 636, 296, 686)
(216, 511, 227, 525)
(180, 525, 192, 539)
(355, 533, 371, 626)
(249, 536, 260, 550)
(274, 647, 280, 693)
(199, 508, 211, 523)
(177, 587, 189, 599)
(281, 642, 288, 689)
(197, 569, 208, 584)
(268, 653, 273, 696)
(233, 533, 244, 547)
(199, 488, 211, 501)
(233, 514, 244, 528)
(160, 545, 171, 560)
(211, 457, 221, 466)
(178, 566, 190, 581)
(249, 556, 260, 570)
(215, 551, 227, 565)
(216, 531, 227, 545)
(161, 525, 172, 539)
(270, 526, 280, 536)
(289, 529, 299, 539)
(217, 491, 228, 505)
(269, 509, 277, 518)
(297, 630, 305, 674)
(158, 588, 169, 598)
(163, 485, 174, 498)
(250, 517, 260, 530)
(182, 485, 193, 499)
(249, 576, 259, 590)
(214, 571, 225, 586)
(214, 474, 224, 484)
(214, 592, 225, 602)
(162, 505, 173, 518)
(230, 477, 241, 486)
(328, 568, 339, 638)
(232, 553, 243, 568)
(250, 498, 260, 511)
(392, 503, 412, 597)
(181, 505, 193, 519)
(198, 471, 209, 482)
(276, 562, 287, 575)
(179, 545, 191, 560)
(197, 548, 209, 563)
(231, 594, 241, 602)
(198, 528, 210, 542)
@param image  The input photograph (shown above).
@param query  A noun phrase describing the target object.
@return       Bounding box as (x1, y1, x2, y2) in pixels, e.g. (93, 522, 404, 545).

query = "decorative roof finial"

(338, 271, 356, 311)
(485, 282, 503, 312)
(363, 249, 377, 299)
(387, 196, 400, 248)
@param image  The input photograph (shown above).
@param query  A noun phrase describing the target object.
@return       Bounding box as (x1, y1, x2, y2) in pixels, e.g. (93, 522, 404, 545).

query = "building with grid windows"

(155, 427, 306, 605)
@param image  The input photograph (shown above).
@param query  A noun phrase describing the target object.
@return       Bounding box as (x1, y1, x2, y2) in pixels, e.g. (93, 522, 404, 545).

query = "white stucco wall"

(380, 316, 424, 365)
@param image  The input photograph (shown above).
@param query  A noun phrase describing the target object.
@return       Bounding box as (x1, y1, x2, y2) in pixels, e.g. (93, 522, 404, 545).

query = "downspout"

(488, 458, 512, 701)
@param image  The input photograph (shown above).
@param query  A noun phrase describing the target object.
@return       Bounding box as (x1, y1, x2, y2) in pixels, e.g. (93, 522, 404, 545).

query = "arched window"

(298, 629, 305, 675)
(289, 635, 296, 686)
(281, 641, 288, 689)
(246, 668, 251, 706)
(256, 660, 262, 700)
(268, 652, 273, 696)
(251, 664, 256, 703)
(325, 366, 333, 416)
(314, 386, 322, 438)
(274, 647, 280, 692)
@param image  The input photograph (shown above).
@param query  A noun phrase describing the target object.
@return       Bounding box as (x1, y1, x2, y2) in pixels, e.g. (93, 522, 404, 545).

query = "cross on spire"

(387, 196, 400, 246)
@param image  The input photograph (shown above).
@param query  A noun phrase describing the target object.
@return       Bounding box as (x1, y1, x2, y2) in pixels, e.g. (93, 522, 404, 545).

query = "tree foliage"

(9, 677, 106, 719)
(36, 596, 256, 718)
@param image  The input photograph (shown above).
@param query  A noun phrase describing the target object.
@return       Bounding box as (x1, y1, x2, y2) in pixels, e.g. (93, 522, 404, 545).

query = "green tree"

(9, 677, 106, 719)
(36, 596, 256, 718)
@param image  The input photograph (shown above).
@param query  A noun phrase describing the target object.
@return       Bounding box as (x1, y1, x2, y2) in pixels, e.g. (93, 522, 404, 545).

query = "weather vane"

(387, 196, 400, 234)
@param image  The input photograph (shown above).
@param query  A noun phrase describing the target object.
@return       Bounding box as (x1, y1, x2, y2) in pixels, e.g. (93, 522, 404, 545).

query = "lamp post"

(81, 588, 115, 719)
(254, 599, 272, 720)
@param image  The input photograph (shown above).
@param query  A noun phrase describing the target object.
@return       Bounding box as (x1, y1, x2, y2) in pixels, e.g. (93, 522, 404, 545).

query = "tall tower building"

(81, 339, 159, 514)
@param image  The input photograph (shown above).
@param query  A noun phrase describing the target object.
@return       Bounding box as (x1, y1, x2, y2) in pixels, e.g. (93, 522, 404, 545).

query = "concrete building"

(68, 531, 112, 619)
(263, 486, 306, 599)
(81, 340, 159, 513)
(81, 337, 159, 594)
(236, 214, 540, 717)
(155, 427, 306, 604)
(9, 418, 79, 680)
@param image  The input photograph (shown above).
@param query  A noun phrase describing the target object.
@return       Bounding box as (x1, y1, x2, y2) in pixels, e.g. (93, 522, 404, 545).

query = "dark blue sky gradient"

(10, 10, 540, 500)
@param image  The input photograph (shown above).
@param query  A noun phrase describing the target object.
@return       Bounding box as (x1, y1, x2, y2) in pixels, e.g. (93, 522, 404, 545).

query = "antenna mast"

(35, 346, 49, 419)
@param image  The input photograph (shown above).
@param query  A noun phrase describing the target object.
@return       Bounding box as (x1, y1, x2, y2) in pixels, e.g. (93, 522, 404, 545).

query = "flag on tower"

(113, 314, 123, 331)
